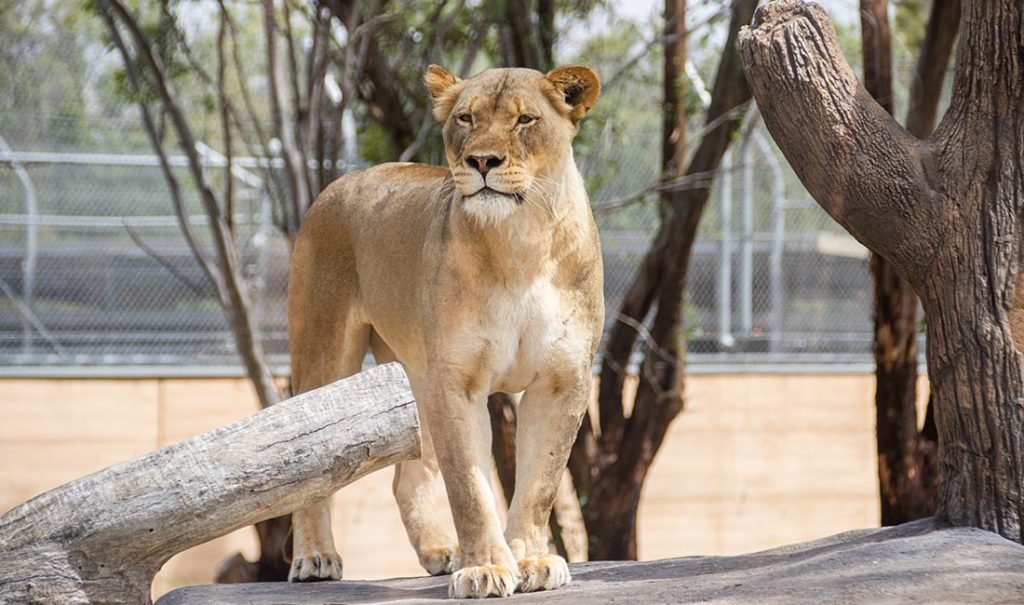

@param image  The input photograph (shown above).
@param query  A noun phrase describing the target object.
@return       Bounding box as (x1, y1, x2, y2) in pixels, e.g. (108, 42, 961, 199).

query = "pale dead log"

(0, 363, 419, 605)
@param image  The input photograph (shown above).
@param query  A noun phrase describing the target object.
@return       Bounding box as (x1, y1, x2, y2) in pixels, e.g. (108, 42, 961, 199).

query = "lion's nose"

(466, 155, 505, 175)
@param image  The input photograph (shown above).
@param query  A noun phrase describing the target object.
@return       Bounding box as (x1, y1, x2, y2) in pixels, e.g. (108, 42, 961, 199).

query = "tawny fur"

(287, 65, 603, 598)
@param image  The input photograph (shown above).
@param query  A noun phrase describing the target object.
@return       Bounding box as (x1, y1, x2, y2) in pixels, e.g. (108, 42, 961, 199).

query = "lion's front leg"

(424, 375, 519, 598)
(504, 368, 590, 593)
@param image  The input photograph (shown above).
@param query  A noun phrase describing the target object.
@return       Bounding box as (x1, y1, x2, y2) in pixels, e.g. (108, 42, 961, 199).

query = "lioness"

(287, 64, 603, 598)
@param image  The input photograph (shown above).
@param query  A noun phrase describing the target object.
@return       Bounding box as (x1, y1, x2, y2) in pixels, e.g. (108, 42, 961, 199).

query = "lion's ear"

(545, 65, 601, 125)
(424, 65, 462, 121)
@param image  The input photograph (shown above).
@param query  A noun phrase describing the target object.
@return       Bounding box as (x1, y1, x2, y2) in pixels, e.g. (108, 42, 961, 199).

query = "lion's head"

(424, 65, 600, 226)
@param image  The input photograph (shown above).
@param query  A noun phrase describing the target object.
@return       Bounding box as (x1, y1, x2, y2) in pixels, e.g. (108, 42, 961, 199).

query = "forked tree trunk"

(740, 0, 1024, 541)
(573, 0, 758, 560)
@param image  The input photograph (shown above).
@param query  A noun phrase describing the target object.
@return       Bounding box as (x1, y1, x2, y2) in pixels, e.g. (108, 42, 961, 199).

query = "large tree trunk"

(573, 0, 758, 560)
(740, 0, 1024, 542)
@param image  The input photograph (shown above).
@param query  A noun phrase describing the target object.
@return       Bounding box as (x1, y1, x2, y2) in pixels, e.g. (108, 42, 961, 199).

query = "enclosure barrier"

(0, 363, 420, 605)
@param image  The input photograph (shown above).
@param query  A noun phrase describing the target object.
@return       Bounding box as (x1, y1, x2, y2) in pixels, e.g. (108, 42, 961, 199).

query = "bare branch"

(216, 0, 234, 232)
(0, 276, 69, 357)
(602, 6, 727, 92)
(96, 2, 223, 298)
(123, 222, 210, 298)
(305, 5, 332, 187)
(222, 7, 292, 225)
(263, 0, 311, 236)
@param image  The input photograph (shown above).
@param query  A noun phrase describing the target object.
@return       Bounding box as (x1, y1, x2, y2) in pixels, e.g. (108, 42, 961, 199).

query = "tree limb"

(325, 0, 416, 158)
(216, 1, 234, 232)
(738, 0, 936, 278)
(96, 2, 223, 299)
(619, 0, 756, 487)
(263, 0, 311, 236)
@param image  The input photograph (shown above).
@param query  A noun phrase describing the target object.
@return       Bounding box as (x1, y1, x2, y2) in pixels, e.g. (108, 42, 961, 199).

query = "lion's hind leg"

(288, 312, 371, 582)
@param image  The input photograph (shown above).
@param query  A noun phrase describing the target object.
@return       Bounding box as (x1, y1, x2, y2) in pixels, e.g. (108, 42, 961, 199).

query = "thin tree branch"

(305, 4, 331, 188)
(96, 2, 222, 298)
(101, 0, 281, 408)
(602, 7, 727, 92)
(217, 1, 234, 232)
(123, 222, 210, 298)
(222, 6, 292, 229)
(263, 0, 311, 236)
(0, 276, 69, 357)
(324, 1, 415, 157)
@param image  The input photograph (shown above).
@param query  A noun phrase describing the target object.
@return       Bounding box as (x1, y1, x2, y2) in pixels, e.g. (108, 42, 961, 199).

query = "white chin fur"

(461, 190, 519, 227)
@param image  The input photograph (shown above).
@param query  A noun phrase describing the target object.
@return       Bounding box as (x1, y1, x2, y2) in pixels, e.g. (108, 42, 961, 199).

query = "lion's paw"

(517, 554, 571, 593)
(419, 544, 460, 576)
(449, 563, 518, 598)
(288, 550, 343, 582)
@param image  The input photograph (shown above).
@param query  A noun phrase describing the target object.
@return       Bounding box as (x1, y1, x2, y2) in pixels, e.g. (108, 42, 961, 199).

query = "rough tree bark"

(0, 364, 420, 605)
(572, 0, 757, 560)
(863, 0, 960, 526)
(740, 0, 1024, 541)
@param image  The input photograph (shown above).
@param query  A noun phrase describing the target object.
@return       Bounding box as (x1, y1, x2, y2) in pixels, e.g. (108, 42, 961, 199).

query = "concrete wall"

(0, 373, 926, 600)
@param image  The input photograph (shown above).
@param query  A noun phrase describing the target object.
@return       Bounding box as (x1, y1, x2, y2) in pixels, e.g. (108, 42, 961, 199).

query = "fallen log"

(0, 363, 419, 605)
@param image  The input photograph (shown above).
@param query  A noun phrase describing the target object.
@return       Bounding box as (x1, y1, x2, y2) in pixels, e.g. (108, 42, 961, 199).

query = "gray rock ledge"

(156, 519, 1024, 604)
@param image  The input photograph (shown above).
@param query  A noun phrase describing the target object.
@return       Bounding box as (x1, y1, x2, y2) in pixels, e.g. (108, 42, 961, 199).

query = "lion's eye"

(517, 115, 536, 125)
(457, 113, 473, 125)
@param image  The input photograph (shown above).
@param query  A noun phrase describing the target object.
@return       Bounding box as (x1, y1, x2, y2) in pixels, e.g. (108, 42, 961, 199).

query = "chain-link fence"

(0, 7, 925, 375)
(586, 117, 904, 371)
(1, 112, 906, 374)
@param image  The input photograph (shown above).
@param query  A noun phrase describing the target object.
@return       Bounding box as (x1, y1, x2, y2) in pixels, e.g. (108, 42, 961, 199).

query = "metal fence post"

(0, 135, 38, 355)
(718, 149, 734, 349)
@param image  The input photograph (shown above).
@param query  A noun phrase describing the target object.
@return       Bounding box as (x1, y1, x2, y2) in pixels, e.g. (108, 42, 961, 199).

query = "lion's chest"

(452, 280, 581, 394)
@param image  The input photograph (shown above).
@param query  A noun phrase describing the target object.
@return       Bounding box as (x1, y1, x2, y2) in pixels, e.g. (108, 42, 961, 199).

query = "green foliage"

(360, 121, 397, 166)
(893, 0, 929, 55)
(0, 0, 98, 147)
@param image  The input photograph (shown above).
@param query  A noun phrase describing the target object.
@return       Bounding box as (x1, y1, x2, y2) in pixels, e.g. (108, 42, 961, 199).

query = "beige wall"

(0, 373, 924, 600)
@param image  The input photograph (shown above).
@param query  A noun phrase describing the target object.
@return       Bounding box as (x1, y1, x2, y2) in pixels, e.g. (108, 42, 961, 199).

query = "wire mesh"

(0, 112, 910, 372)
(0, 25, 925, 375)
